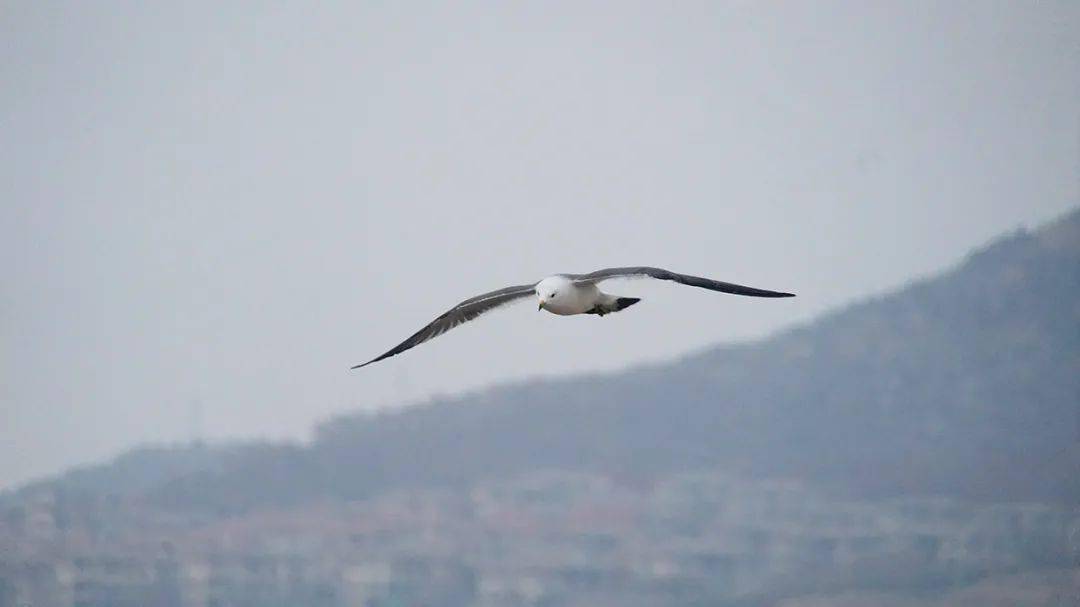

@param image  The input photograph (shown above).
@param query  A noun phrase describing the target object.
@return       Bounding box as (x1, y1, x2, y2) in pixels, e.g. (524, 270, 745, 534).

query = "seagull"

(352, 267, 794, 369)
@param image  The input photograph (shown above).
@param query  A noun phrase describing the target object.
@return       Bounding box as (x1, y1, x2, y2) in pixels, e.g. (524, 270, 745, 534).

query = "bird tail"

(587, 295, 641, 316)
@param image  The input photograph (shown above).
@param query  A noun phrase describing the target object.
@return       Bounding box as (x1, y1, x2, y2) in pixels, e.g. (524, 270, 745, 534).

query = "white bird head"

(535, 275, 573, 311)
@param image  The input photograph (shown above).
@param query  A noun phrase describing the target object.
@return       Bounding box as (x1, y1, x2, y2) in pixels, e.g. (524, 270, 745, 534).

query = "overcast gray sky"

(2, 1, 1077, 490)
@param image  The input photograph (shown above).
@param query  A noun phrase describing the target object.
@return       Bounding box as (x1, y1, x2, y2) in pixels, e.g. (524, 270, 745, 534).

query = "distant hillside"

(10, 209, 1080, 514)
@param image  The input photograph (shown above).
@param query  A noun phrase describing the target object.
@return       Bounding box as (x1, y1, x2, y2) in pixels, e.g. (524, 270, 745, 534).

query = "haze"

(2, 1, 1077, 490)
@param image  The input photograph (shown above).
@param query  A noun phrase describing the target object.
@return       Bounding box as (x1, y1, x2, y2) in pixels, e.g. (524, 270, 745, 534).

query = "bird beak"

(538, 300, 544, 311)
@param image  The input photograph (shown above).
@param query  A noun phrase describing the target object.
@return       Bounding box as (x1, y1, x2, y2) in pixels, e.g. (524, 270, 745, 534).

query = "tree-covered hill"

(10, 209, 1079, 515)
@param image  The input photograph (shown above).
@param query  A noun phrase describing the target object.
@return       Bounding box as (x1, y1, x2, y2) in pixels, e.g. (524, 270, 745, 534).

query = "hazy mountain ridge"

(8, 209, 1079, 514)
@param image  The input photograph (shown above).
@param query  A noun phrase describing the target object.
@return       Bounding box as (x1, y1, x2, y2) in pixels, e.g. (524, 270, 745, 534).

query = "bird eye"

(551, 291, 557, 297)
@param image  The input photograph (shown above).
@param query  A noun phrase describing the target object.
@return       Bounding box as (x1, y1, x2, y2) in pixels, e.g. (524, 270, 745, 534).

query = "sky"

(2, 1, 1078, 491)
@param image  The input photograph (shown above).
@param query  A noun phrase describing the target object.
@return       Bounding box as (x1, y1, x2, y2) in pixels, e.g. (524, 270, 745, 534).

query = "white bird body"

(535, 275, 604, 315)
(352, 266, 794, 369)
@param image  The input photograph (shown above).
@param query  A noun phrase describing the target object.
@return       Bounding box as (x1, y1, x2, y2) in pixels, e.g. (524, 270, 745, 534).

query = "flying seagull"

(352, 267, 794, 369)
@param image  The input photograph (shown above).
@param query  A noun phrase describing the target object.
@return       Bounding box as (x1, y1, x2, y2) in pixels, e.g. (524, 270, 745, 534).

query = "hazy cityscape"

(4, 469, 1077, 607)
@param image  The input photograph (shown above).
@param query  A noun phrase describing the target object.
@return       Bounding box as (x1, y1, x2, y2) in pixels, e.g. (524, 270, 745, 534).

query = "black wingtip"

(352, 352, 395, 369)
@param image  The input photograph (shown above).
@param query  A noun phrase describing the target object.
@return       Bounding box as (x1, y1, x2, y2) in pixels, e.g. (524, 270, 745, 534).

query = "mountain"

(9, 209, 1080, 515)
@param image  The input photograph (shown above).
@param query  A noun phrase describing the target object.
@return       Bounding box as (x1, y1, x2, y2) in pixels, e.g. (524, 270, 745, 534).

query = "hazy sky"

(2, 1, 1077, 490)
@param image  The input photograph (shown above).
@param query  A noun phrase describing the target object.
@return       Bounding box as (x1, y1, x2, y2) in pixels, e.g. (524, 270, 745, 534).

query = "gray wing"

(352, 283, 537, 369)
(569, 267, 795, 298)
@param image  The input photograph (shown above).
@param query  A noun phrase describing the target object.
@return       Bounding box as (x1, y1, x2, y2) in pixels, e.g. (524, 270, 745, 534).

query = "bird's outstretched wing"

(352, 283, 537, 369)
(568, 267, 795, 298)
